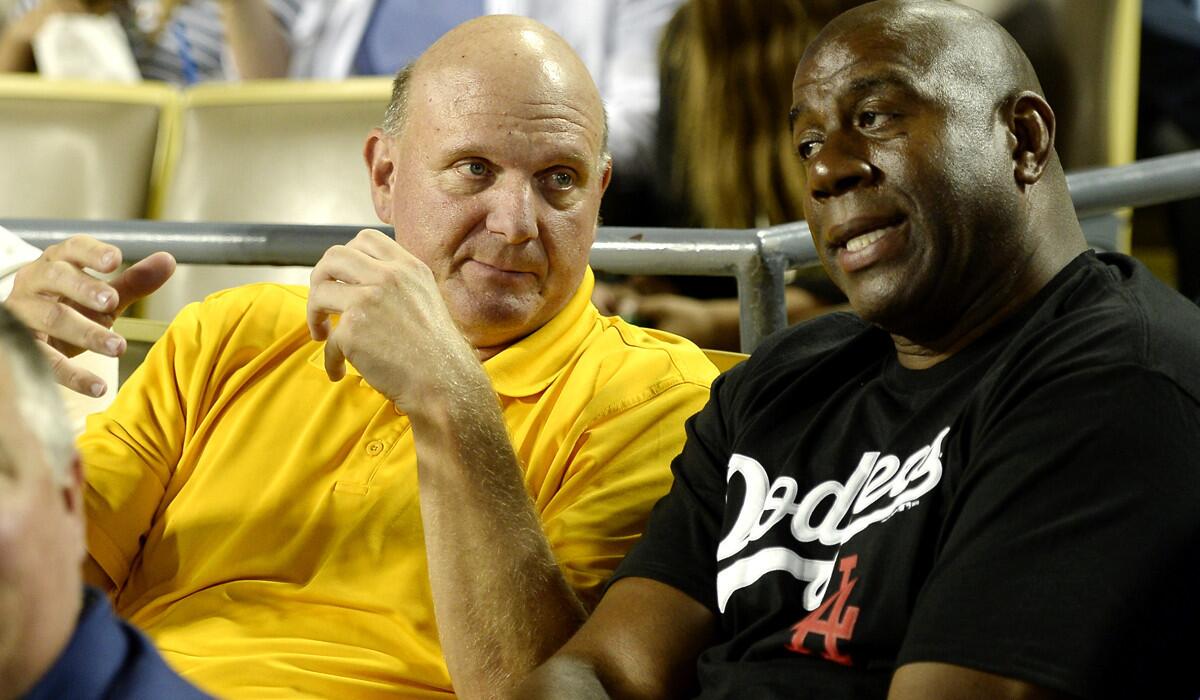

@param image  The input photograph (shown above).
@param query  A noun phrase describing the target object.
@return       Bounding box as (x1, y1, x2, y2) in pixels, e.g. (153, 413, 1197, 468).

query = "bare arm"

(307, 230, 589, 699)
(890, 663, 1074, 700)
(410, 370, 589, 699)
(0, 0, 90, 72)
(633, 286, 833, 351)
(213, 0, 289, 78)
(519, 577, 716, 699)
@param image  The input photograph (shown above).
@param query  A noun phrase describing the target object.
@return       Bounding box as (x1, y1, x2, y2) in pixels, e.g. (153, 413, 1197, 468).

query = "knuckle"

(41, 301, 64, 328)
(362, 285, 385, 305)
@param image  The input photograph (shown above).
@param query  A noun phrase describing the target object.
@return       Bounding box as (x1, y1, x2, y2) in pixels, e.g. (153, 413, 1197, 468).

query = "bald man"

(6, 16, 715, 699)
(520, 2, 1200, 698)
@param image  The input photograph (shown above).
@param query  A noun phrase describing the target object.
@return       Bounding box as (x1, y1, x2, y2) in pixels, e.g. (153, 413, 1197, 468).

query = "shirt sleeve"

(535, 373, 716, 607)
(78, 290, 249, 592)
(606, 367, 741, 613)
(897, 367, 1200, 699)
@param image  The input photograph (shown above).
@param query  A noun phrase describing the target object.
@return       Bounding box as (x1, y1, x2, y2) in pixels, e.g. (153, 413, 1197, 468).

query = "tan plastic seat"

(155, 77, 391, 224)
(703, 349, 748, 373)
(0, 75, 173, 219)
(144, 78, 393, 320)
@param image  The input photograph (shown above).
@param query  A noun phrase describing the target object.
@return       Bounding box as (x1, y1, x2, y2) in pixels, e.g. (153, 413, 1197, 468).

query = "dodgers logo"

(714, 427, 950, 612)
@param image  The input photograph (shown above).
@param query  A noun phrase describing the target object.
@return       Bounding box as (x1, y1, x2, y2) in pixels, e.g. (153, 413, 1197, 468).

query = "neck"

(0, 589, 82, 700)
(891, 216, 1087, 370)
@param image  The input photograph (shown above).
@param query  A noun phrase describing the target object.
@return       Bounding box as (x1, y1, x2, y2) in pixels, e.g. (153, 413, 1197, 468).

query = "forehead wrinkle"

(791, 57, 921, 127)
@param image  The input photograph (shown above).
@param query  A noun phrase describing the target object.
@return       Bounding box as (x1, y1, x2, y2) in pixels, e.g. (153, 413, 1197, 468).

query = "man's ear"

(598, 155, 613, 196)
(364, 128, 396, 224)
(1007, 91, 1055, 187)
(63, 455, 86, 557)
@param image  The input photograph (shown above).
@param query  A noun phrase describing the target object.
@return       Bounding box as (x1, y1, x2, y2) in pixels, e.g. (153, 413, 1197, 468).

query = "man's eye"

(798, 140, 822, 160)
(858, 111, 892, 128)
(457, 161, 489, 177)
(544, 170, 575, 190)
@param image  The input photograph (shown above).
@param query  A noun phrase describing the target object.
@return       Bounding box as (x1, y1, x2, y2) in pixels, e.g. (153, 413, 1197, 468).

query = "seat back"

(155, 78, 392, 224)
(703, 349, 749, 373)
(144, 78, 393, 320)
(0, 75, 172, 219)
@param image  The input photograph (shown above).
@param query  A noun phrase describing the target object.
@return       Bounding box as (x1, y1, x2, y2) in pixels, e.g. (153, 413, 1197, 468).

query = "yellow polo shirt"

(79, 268, 716, 698)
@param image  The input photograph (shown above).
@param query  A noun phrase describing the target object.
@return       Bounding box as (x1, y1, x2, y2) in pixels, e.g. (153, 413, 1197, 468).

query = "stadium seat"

(703, 349, 748, 373)
(0, 75, 172, 219)
(143, 78, 393, 320)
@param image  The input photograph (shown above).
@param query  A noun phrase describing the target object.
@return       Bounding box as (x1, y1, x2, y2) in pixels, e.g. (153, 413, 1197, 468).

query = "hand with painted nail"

(5, 235, 176, 397)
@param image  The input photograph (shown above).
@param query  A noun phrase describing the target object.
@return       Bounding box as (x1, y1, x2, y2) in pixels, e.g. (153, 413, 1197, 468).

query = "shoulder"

(568, 314, 720, 418)
(587, 314, 720, 389)
(158, 283, 311, 370)
(1005, 252, 1200, 402)
(720, 310, 879, 404)
(177, 282, 308, 335)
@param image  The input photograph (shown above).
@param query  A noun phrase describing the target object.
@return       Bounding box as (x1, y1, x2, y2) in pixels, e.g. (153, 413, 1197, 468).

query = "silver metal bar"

(1068, 150, 1200, 218)
(4, 150, 1199, 352)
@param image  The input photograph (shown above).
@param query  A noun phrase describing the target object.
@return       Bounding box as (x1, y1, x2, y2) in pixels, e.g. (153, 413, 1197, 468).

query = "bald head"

(804, 0, 1043, 117)
(382, 15, 608, 155)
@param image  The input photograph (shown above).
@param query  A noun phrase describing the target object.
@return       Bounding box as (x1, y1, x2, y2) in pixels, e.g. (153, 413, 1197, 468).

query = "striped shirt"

(12, 0, 302, 83)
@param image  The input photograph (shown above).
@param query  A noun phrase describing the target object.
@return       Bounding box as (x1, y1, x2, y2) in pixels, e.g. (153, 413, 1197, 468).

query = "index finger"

(46, 235, 122, 274)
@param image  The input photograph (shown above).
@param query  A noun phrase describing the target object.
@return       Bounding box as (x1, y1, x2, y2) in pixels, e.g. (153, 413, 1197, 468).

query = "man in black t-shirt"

(519, 1, 1200, 698)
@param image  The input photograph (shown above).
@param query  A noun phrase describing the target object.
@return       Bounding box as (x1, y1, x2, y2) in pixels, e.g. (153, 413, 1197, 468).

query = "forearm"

(519, 655, 611, 700)
(214, 0, 288, 78)
(0, 26, 36, 72)
(411, 375, 587, 699)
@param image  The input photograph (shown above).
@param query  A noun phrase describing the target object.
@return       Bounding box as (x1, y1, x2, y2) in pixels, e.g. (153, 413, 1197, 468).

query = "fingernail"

(101, 252, 116, 268)
(105, 337, 123, 355)
(90, 382, 105, 397)
(96, 291, 113, 307)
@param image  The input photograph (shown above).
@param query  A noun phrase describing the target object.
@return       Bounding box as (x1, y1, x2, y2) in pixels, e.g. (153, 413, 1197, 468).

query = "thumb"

(111, 252, 177, 316)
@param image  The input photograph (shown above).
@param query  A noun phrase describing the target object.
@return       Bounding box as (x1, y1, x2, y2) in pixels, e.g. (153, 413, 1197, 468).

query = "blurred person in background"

(0, 0, 301, 82)
(600, 0, 853, 351)
(288, 0, 683, 226)
(0, 304, 206, 699)
(1139, 0, 1200, 299)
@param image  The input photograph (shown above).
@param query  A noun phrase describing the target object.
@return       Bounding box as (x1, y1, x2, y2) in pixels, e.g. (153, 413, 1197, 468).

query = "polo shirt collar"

(484, 267, 597, 398)
(306, 268, 598, 398)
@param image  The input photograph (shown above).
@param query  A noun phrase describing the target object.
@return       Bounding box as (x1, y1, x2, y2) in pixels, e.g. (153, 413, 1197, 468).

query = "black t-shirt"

(613, 252, 1200, 699)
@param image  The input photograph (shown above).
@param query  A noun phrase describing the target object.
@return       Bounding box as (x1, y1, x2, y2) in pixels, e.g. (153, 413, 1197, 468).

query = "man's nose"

(808, 136, 876, 200)
(485, 178, 538, 243)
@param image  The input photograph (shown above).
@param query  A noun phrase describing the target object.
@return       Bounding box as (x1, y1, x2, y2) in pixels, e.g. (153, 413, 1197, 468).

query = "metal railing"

(5, 150, 1200, 351)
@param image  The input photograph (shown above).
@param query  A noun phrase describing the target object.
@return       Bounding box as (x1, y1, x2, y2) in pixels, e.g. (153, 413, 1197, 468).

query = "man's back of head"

(0, 305, 82, 699)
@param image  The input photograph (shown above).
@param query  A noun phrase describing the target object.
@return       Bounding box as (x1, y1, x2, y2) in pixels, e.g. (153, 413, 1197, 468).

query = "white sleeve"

(0, 225, 43, 302)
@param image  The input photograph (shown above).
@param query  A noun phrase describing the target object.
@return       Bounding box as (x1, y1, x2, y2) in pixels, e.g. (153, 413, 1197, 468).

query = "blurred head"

(365, 15, 611, 354)
(664, 0, 814, 229)
(0, 307, 84, 698)
(790, 0, 1073, 340)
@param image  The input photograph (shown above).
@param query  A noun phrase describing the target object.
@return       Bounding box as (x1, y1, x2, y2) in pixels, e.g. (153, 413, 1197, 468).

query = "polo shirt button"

(366, 440, 385, 456)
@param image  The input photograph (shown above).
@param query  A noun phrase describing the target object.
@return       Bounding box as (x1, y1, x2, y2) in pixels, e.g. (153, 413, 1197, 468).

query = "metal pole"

(1068, 150, 1200, 218)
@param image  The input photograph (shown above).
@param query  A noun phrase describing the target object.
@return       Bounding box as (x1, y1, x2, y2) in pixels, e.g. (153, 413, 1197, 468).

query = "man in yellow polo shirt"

(5, 15, 717, 699)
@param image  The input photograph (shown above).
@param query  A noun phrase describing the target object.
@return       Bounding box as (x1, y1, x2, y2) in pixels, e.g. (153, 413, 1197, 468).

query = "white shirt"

(288, 0, 683, 177)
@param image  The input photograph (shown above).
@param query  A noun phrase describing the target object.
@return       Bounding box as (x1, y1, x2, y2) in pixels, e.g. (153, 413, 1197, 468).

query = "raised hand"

(6, 235, 175, 396)
(306, 229, 481, 413)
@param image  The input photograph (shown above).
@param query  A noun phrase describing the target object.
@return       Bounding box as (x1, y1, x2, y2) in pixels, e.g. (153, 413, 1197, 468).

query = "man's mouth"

(845, 227, 890, 253)
(826, 214, 908, 273)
